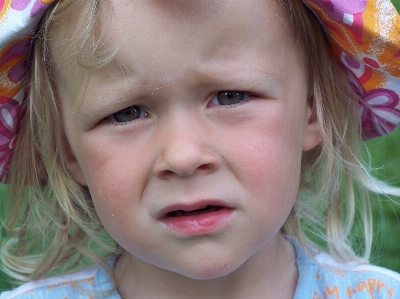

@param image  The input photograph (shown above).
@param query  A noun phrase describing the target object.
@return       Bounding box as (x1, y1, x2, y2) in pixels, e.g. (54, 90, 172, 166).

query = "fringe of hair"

(282, 0, 377, 263)
(1, 0, 120, 294)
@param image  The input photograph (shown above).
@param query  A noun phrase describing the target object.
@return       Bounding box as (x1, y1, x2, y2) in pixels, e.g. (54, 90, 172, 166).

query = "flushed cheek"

(76, 141, 150, 214)
(232, 142, 301, 242)
(234, 149, 300, 225)
(222, 121, 304, 201)
(84, 163, 158, 252)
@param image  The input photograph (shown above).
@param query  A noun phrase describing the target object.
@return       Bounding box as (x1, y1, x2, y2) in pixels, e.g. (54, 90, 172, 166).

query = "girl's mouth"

(159, 202, 234, 236)
(166, 205, 224, 217)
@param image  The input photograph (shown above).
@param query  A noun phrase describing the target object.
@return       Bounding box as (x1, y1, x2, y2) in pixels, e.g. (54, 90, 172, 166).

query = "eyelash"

(105, 105, 149, 124)
(208, 90, 254, 107)
(104, 90, 257, 125)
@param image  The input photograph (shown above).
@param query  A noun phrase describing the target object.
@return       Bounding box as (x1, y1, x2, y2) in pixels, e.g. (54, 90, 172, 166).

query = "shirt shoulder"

(0, 258, 120, 299)
(313, 252, 400, 299)
(294, 241, 400, 299)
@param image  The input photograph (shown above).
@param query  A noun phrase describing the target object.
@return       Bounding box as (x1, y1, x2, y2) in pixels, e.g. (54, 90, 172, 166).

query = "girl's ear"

(302, 101, 321, 151)
(65, 143, 88, 186)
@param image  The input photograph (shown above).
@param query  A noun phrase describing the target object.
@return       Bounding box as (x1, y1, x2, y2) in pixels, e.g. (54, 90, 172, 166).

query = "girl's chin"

(120, 253, 242, 282)
(170, 264, 238, 281)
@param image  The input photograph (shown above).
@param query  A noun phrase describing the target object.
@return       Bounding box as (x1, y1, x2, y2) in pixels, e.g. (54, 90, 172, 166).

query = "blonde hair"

(281, 1, 373, 261)
(0, 0, 380, 288)
(2, 0, 118, 285)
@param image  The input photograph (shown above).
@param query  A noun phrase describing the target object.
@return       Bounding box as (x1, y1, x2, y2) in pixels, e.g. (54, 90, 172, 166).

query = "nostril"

(153, 144, 220, 178)
(198, 164, 211, 171)
(156, 169, 175, 179)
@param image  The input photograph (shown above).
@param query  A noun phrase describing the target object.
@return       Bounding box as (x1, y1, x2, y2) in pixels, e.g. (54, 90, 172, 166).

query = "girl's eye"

(108, 105, 148, 123)
(210, 91, 249, 106)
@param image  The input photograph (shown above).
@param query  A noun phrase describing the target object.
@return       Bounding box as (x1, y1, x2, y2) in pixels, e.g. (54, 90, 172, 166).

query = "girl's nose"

(153, 118, 220, 179)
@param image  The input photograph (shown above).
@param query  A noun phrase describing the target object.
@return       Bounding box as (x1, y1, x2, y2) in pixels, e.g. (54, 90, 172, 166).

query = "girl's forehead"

(103, 0, 299, 73)
(103, 0, 282, 21)
(98, 0, 291, 46)
(50, 0, 299, 101)
(111, 0, 226, 19)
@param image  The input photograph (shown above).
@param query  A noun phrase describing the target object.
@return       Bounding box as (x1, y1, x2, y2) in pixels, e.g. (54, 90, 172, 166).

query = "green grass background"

(364, 128, 400, 270)
(393, 0, 400, 13)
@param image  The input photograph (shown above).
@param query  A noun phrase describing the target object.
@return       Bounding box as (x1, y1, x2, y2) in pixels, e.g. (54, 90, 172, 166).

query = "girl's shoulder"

(294, 241, 400, 299)
(0, 257, 120, 299)
(315, 252, 400, 298)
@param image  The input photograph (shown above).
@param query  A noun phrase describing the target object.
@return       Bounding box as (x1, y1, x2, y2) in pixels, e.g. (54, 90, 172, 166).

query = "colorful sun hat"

(303, 0, 400, 139)
(0, 0, 400, 182)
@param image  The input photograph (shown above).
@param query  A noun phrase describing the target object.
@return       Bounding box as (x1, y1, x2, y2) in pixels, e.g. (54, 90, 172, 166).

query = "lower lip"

(161, 208, 234, 236)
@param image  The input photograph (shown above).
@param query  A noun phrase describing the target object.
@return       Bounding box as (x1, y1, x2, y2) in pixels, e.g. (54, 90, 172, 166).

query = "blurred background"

(364, 128, 400, 271)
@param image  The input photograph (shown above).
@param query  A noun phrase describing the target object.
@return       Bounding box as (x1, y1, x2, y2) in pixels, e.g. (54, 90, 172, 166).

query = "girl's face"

(54, 0, 320, 281)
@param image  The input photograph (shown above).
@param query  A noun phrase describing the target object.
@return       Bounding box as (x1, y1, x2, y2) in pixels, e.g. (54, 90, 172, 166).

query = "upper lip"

(157, 199, 233, 219)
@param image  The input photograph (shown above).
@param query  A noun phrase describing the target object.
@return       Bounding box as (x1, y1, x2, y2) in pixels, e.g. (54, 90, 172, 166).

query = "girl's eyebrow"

(73, 67, 283, 124)
(98, 55, 285, 91)
(83, 71, 283, 108)
(198, 67, 284, 89)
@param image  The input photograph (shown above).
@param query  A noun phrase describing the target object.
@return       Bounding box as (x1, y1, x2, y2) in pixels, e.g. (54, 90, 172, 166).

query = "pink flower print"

(0, 38, 30, 66)
(340, 51, 373, 86)
(0, 38, 30, 83)
(349, 73, 400, 138)
(11, 0, 51, 16)
(31, 0, 51, 16)
(311, 0, 366, 22)
(0, 0, 6, 12)
(11, 0, 31, 10)
(361, 89, 400, 138)
(338, 51, 399, 137)
(0, 99, 20, 134)
(0, 96, 11, 105)
(0, 99, 21, 181)
(310, 0, 366, 43)
(9, 58, 27, 83)
(0, 132, 13, 182)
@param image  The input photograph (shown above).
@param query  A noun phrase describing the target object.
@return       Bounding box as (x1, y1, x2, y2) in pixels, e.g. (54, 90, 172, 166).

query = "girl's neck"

(115, 235, 298, 299)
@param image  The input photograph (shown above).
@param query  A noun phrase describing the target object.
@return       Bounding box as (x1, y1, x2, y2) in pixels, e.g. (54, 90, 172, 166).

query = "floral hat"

(0, 0, 400, 182)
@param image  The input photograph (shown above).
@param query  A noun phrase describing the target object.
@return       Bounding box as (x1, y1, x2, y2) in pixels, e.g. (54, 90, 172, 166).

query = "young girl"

(1, 0, 400, 298)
